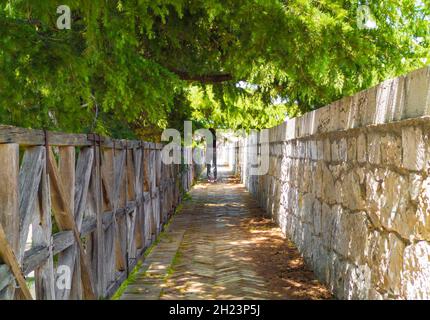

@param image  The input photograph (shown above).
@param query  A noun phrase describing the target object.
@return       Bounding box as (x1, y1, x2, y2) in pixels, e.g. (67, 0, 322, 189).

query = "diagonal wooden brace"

(47, 148, 96, 300)
(0, 223, 33, 300)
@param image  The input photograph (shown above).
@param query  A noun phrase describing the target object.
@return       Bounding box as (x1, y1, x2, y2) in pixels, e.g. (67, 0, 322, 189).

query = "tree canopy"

(1, 1, 429, 140)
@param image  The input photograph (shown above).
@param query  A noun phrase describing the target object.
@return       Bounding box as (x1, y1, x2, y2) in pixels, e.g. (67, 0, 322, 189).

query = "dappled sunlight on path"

(120, 166, 331, 300)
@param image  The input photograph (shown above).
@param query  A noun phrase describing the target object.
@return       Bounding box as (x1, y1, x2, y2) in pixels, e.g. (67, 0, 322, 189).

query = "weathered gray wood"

(131, 149, 143, 254)
(0, 125, 90, 147)
(53, 231, 74, 255)
(143, 147, 150, 192)
(56, 146, 78, 300)
(0, 144, 20, 299)
(0, 126, 153, 150)
(22, 218, 110, 276)
(18, 146, 44, 261)
(113, 150, 126, 208)
(68, 147, 94, 300)
(47, 148, 95, 299)
(114, 149, 127, 274)
(110, 150, 127, 280)
(102, 202, 136, 230)
(32, 160, 56, 300)
(75, 148, 94, 227)
(116, 214, 127, 272)
(23, 245, 49, 275)
(91, 145, 105, 298)
(0, 125, 182, 301)
(81, 217, 97, 236)
(0, 222, 33, 299)
(143, 198, 153, 247)
(124, 149, 136, 268)
(99, 149, 114, 292)
(0, 264, 13, 292)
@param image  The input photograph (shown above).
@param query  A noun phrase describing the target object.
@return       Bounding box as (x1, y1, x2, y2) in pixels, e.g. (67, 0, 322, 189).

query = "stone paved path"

(120, 168, 331, 300)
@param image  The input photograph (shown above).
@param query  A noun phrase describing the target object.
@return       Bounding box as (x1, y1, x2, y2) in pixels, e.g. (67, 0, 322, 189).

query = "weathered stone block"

(363, 85, 378, 125)
(367, 169, 410, 236)
(401, 241, 430, 299)
(321, 162, 336, 205)
(343, 263, 371, 300)
(347, 137, 357, 162)
(380, 133, 402, 167)
(321, 203, 336, 250)
(332, 206, 349, 258)
(348, 90, 367, 129)
(404, 67, 430, 119)
(415, 177, 430, 241)
(341, 170, 365, 211)
(369, 232, 405, 297)
(331, 138, 347, 163)
(374, 77, 405, 124)
(329, 100, 349, 131)
(323, 138, 331, 162)
(347, 212, 371, 265)
(367, 133, 381, 165)
(309, 140, 317, 161)
(402, 126, 425, 171)
(313, 199, 322, 236)
(313, 105, 331, 134)
(357, 133, 367, 163)
(312, 161, 323, 199)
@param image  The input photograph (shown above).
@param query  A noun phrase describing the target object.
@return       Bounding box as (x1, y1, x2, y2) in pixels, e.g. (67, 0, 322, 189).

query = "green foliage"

(1, 1, 429, 138)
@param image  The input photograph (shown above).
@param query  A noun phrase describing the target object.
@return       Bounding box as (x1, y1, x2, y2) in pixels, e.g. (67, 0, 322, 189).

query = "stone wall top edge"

(267, 66, 430, 142)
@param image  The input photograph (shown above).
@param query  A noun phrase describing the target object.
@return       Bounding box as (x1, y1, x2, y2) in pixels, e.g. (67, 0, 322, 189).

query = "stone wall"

(234, 66, 430, 299)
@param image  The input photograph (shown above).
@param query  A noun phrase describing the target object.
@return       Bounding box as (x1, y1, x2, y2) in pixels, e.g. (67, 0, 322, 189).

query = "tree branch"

(169, 68, 233, 84)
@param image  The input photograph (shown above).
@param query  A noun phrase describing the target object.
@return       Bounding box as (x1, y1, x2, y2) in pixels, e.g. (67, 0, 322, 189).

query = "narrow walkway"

(120, 168, 331, 300)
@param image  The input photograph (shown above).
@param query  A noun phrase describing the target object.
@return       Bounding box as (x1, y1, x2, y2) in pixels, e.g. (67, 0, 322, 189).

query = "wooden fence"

(0, 125, 197, 300)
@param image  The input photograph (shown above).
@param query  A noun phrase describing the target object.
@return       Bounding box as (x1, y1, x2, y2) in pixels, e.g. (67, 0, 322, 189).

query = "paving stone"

(120, 169, 327, 300)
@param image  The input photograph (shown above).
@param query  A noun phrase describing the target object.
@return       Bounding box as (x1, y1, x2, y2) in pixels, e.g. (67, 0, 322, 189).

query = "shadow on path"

(120, 167, 331, 300)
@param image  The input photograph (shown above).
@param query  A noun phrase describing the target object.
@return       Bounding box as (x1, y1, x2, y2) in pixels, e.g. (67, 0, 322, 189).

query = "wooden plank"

(0, 125, 90, 147)
(0, 264, 13, 292)
(52, 231, 74, 255)
(81, 217, 96, 236)
(0, 125, 150, 149)
(91, 145, 105, 298)
(115, 215, 127, 272)
(101, 149, 114, 212)
(59, 147, 76, 215)
(75, 148, 94, 229)
(23, 245, 49, 275)
(143, 199, 153, 247)
(104, 150, 126, 280)
(143, 147, 150, 192)
(0, 144, 19, 299)
(18, 146, 44, 261)
(56, 146, 77, 300)
(47, 148, 96, 300)
(0, 223, 33, 299)
(103, 223, 115, 290)
(65, 147, 94, 299)
(32, 157, 55, 299)
(133, 149, 143, 252)
(114, 150, 127, 274)
(100, 147, 116, 288)
(17, 220, 150, 294)
(68, 147, 92, 301)
(127, 149, 135, 201)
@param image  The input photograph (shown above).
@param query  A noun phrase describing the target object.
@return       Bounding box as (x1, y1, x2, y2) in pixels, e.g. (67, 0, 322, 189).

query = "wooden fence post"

(33, 147, 55, 299)
(93, 143, 104, 298)
(0, 144, 20, 299)
(56, 146, 76, 300)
